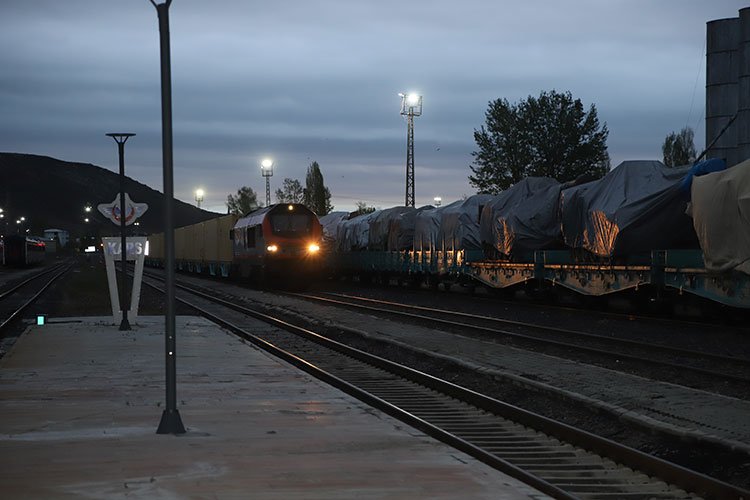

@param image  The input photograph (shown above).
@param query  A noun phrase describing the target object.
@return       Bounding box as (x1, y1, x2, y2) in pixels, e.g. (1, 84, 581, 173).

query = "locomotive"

(146, 203, 323, 286)
(232, 203, 323, 282)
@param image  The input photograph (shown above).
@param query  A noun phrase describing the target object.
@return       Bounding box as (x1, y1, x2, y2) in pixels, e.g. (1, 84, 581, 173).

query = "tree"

(662, 127, 696, 167)
(352, 201, 376, 216)
(226, 186, 261, 216)
(469, 90, 610, 194)
(303, 161, 333, 215)
(275, 178, 304, 203)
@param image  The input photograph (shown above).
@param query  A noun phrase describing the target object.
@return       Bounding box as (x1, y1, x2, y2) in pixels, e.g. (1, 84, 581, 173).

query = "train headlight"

(266, 244, 278, 253)
(307, 243, 320, 253)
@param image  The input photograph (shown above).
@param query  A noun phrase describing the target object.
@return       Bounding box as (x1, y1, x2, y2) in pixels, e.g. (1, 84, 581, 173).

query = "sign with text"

(102, 239, 148, 260)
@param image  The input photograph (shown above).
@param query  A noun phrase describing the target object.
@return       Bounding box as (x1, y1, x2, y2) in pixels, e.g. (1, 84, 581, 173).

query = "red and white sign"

(97, 193, 148, 226)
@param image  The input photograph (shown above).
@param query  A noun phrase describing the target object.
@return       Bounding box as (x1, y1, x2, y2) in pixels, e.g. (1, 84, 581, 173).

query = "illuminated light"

(407, 93, 420, 106)
(288, 205, 294, 211)
(266, 244, 278, 252)
(261, 158, 273, 169)
(36, 315, 46, 326)
(307, 243, 320, 253)
(84, 246, 97, 253)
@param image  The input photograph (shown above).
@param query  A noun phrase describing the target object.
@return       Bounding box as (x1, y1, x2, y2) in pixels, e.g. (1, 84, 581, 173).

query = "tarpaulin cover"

(479, 177, 561, 257)
(413, 207, 441, 252)
(690, 159, 750, 275)
(437, 194, 494, 251)
(386, 206, 434, 251)
(560, 160, 697, 257)
(678, 158, 727, 200)
(336, 210, 381, 251)
(319, 211, 349, 244)
(368, 206, 416, 250)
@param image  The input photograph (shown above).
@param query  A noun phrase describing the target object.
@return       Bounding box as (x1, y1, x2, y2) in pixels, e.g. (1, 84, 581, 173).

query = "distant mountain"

(0, 153, 221, 239)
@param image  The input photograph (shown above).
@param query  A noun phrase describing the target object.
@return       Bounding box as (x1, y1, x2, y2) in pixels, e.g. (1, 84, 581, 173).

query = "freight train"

(146, 203, 324, 285)
(1, 235, 46, 267)
(144, 160, 749, 308)
(320, 159, 750, 309)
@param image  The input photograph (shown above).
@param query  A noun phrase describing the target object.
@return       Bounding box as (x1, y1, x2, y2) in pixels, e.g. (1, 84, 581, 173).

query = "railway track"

(0, 263, 71, 335)
(290, 291, 750, 399)
(141, 272, 748, 499)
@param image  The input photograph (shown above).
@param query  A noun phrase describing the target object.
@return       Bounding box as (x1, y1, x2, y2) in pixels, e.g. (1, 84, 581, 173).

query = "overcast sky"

(1, 1, 746, 213)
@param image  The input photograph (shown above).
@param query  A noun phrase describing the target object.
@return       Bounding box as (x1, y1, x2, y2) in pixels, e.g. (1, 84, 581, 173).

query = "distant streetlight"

(434, 196, 442, 207)
(261, 158, 274, 207)
(399, 92, 422, 208)
(106, 132, 135, 332)
(84, 217, 90, 223)
(85, 205, 92, 213)
(195, 188, 204, 208)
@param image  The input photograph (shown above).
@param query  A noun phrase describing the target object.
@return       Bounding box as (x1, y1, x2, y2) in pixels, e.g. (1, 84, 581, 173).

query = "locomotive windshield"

(270, 214, 312, 235)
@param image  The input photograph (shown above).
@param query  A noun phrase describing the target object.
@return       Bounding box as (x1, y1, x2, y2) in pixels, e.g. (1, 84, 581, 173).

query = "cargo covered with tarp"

(337, 210, 381, 251)
(480, 177, 561, 258)
(560, 160, 700, 257)
(436, 194, 493, 252)
(413, 207, 441, 252)
(690, 159, 750, 275)
(387, 205, 433, 251)
(368, 206, 416, 250)
(319, 211, 349, 246)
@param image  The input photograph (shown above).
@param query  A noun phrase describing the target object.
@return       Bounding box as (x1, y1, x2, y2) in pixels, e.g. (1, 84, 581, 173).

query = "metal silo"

(705, 17, 739, 165)
(737, 7, 750, 164)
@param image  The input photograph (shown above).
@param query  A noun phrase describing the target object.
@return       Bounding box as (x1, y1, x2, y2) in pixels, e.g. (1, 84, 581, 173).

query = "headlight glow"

(266, 244, 278, 252)
(307, 243, 320, 253)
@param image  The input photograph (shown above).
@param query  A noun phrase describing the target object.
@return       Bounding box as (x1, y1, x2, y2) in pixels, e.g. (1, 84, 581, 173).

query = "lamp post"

(399, 92, 422, 208)
(106, 132, 135, 332)
(150, 0, 185, 435)
(261, 158, 274, 207)
(434, 196, 441, 207)
(195, 188, 204, 208)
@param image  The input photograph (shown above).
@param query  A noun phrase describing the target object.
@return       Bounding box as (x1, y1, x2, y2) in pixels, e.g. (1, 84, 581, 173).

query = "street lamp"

(195, 188, 204, 208)
(261, 158, 274, 207)
(434, 196, 442, 207)
(106, 132, 135, 332)
(399, 92, 422, 208)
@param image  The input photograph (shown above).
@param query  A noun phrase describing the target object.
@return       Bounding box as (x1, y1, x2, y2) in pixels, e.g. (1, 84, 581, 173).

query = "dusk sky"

(1, 1, 746, 213)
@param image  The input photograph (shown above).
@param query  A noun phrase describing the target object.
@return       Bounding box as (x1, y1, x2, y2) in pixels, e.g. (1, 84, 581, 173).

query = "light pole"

(195, 188, 204, 208)
(150, 0, 185, 435)
(434, 196, 442, 207)
(261, 158, 274, 207)
(399, 92, 422, 208)
(106, 132, 135, 332)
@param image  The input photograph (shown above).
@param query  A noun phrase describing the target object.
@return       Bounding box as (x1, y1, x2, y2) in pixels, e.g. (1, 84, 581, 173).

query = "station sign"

(97, 193, 148, 226)
(102, 239, 149, 259)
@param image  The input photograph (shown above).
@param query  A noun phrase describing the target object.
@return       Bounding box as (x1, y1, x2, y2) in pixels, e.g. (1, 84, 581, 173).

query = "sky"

(1, 1, 747, 213)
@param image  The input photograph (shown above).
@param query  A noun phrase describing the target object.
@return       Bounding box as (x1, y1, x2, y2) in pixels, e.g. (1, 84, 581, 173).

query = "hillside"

(0, 153, 220, 239)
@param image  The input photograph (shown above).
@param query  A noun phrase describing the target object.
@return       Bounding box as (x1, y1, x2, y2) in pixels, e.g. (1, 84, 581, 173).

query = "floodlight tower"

(195, 188, 204, 208)
(261, 158, 274, 206)
(399, 92, 422, 208)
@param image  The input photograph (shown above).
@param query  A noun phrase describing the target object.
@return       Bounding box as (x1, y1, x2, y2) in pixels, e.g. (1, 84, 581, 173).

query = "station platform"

(0, 316, 544, 499)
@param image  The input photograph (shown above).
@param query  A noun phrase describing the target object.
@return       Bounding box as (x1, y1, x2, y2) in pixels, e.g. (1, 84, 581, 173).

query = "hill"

(0, 153, 221, 242)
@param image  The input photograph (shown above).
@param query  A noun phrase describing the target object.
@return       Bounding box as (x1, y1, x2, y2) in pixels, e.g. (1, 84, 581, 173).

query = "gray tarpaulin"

(386, 205, 433, 251)
(690, 159, 750, 275)
(337, 210, 381, 251)
(560, 161, 696, 257)
(319, 211, 349, 245)
(437, 194, 493, 252)
(480, 177, 561, 258)
(413, 207, 441, 252)
(368, 206, 416, 250)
